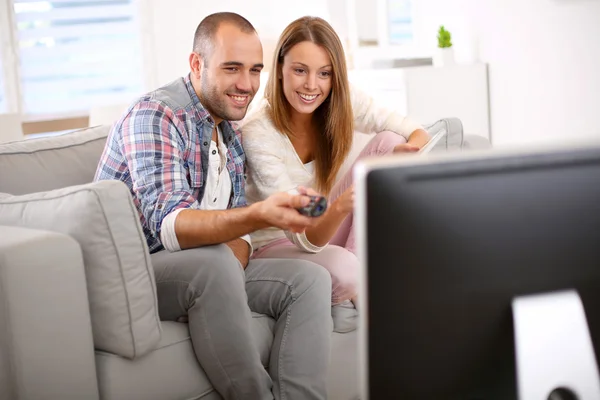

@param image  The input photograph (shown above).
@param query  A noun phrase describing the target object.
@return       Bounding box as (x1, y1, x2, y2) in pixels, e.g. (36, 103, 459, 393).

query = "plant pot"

(433, 47, 455, 67)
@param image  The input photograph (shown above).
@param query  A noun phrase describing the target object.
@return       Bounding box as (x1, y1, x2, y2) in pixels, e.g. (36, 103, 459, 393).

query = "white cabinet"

(349, 63, 491, 140)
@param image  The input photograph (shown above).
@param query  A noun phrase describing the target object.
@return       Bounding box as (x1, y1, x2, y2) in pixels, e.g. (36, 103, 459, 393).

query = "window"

(387, 0, 414, 45)
(12, 0, 144, 116)
(0, 53, 6, 113)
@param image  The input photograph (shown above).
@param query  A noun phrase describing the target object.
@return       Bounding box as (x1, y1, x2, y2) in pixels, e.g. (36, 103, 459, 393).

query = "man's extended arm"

(121, 101, 316, 259)
(174, 192, 315, 250)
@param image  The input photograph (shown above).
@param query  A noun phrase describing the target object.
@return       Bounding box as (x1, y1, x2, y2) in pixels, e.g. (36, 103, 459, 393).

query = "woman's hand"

(393, 143, 420, 153)
(332, 185, 354, 215)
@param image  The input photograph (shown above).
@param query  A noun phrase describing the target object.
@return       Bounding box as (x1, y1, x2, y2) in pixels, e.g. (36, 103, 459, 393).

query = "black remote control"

(297, 195, 328, 217)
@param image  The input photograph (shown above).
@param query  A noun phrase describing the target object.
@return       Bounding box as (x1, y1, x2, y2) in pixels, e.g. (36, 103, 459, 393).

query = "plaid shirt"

(95, 74, 247, 253)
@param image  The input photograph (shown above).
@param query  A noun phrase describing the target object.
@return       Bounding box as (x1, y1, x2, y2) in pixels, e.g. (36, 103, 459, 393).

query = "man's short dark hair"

(193, 12, 256, 65)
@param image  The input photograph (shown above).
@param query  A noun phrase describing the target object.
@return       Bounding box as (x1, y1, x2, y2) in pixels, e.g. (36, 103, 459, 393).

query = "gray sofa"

(0, 120, 489, 400)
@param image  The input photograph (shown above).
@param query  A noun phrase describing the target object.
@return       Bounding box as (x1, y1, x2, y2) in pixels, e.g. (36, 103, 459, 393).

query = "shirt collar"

(184, 73, 236, 145)
(184, 73, 214, 125)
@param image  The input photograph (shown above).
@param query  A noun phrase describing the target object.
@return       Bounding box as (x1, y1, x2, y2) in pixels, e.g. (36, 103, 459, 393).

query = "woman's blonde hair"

(264, 16, 353, 195)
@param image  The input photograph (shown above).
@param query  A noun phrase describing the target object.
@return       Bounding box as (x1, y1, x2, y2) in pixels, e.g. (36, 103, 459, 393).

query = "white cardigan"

(240, 85, 423, 252)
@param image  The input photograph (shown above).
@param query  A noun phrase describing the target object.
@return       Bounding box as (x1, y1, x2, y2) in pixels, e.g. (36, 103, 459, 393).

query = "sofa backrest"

(0, 125, 109, 195)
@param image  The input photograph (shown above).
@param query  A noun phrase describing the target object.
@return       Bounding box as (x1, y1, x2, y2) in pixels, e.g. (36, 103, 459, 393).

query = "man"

(95, 12, 332, 400)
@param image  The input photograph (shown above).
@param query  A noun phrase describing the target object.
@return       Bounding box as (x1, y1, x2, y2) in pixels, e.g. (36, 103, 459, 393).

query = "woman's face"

(280, 41, 333, 117)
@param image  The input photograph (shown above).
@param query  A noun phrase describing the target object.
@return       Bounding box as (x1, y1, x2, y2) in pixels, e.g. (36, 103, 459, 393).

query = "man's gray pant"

(151, 244, 333, 400)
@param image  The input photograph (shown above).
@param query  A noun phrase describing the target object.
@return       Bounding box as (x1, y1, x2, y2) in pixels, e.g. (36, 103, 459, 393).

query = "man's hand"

(252, 191, 319, 233)
(174, 190, 319, 250)
(225, 238, 251, 269)
(295, 186, 320, 197)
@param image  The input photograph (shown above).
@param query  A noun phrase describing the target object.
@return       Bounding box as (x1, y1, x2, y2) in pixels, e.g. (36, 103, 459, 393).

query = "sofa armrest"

(0, 180, 161, 359)
(0, 226, 99, 400)
(464, 134, 492, 149)
(424, 117, 464, 151)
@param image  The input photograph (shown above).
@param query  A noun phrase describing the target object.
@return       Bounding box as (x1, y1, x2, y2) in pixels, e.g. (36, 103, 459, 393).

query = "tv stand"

(513, 290, 600, 400)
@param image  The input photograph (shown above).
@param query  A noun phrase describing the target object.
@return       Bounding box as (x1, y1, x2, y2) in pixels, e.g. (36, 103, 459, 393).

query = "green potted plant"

(434, 25, 455, 67)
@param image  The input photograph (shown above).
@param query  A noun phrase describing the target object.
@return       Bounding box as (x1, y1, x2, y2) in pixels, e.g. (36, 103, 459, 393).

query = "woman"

(241, 16, 429, 311)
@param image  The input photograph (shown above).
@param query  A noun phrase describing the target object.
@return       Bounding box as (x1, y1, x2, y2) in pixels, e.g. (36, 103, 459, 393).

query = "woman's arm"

(404, 128, 430, 149)
(303, 185, 353, 248)
(242, 114, 327, 253)
(351, 84, 430, 147)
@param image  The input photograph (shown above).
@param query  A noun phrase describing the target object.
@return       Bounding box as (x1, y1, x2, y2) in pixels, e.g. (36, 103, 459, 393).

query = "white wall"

(144, 0, 332, 87)
(142, 0, 600, 146)
(477, 0, 600, 146)
(411, 0, 600, 146)
(354, 0, 378, 43)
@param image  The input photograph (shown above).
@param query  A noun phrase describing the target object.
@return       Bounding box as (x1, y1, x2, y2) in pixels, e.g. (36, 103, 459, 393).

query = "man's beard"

(199, 72, 252, 122)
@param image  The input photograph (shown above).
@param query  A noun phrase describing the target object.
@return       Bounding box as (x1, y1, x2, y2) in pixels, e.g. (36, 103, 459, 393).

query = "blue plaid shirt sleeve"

(229, 123, 248, 209)
(121, 100, 198, 237)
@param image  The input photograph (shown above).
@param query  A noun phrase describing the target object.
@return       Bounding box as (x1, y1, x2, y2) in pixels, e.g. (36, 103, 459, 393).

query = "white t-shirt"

(160, 126, 251, 252)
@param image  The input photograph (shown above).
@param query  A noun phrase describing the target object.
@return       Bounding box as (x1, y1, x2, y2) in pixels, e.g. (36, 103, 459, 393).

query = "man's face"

(194, 23, 263, 122)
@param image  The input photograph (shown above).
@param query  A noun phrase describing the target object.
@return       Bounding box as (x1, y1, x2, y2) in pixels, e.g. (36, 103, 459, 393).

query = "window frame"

(0, 0, 22, 115)
(386, 0, 415, 46)
(0, 0, 155, 133)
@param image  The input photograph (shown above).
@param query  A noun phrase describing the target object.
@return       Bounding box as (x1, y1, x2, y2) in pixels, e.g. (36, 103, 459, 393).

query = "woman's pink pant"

(252, 131, 406, 305)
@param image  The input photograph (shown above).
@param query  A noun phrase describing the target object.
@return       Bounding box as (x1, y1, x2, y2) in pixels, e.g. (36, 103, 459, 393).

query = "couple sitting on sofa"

(95, 11, 429, 400)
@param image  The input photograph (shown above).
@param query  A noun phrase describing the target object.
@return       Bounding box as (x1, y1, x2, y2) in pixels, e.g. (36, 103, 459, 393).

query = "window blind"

(0, 53, 6, 112)
(13, 0, 144, 115)
(388, 0, 414, 45)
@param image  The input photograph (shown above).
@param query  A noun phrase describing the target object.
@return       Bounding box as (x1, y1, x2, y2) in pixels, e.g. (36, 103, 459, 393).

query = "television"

(355, 143, 600, 400)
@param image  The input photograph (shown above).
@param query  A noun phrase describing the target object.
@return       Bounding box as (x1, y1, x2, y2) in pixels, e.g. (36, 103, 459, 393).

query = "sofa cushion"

(95, 317, 275, 400)
(0, 125, 109, 195)
(0, 180, 161, 359)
